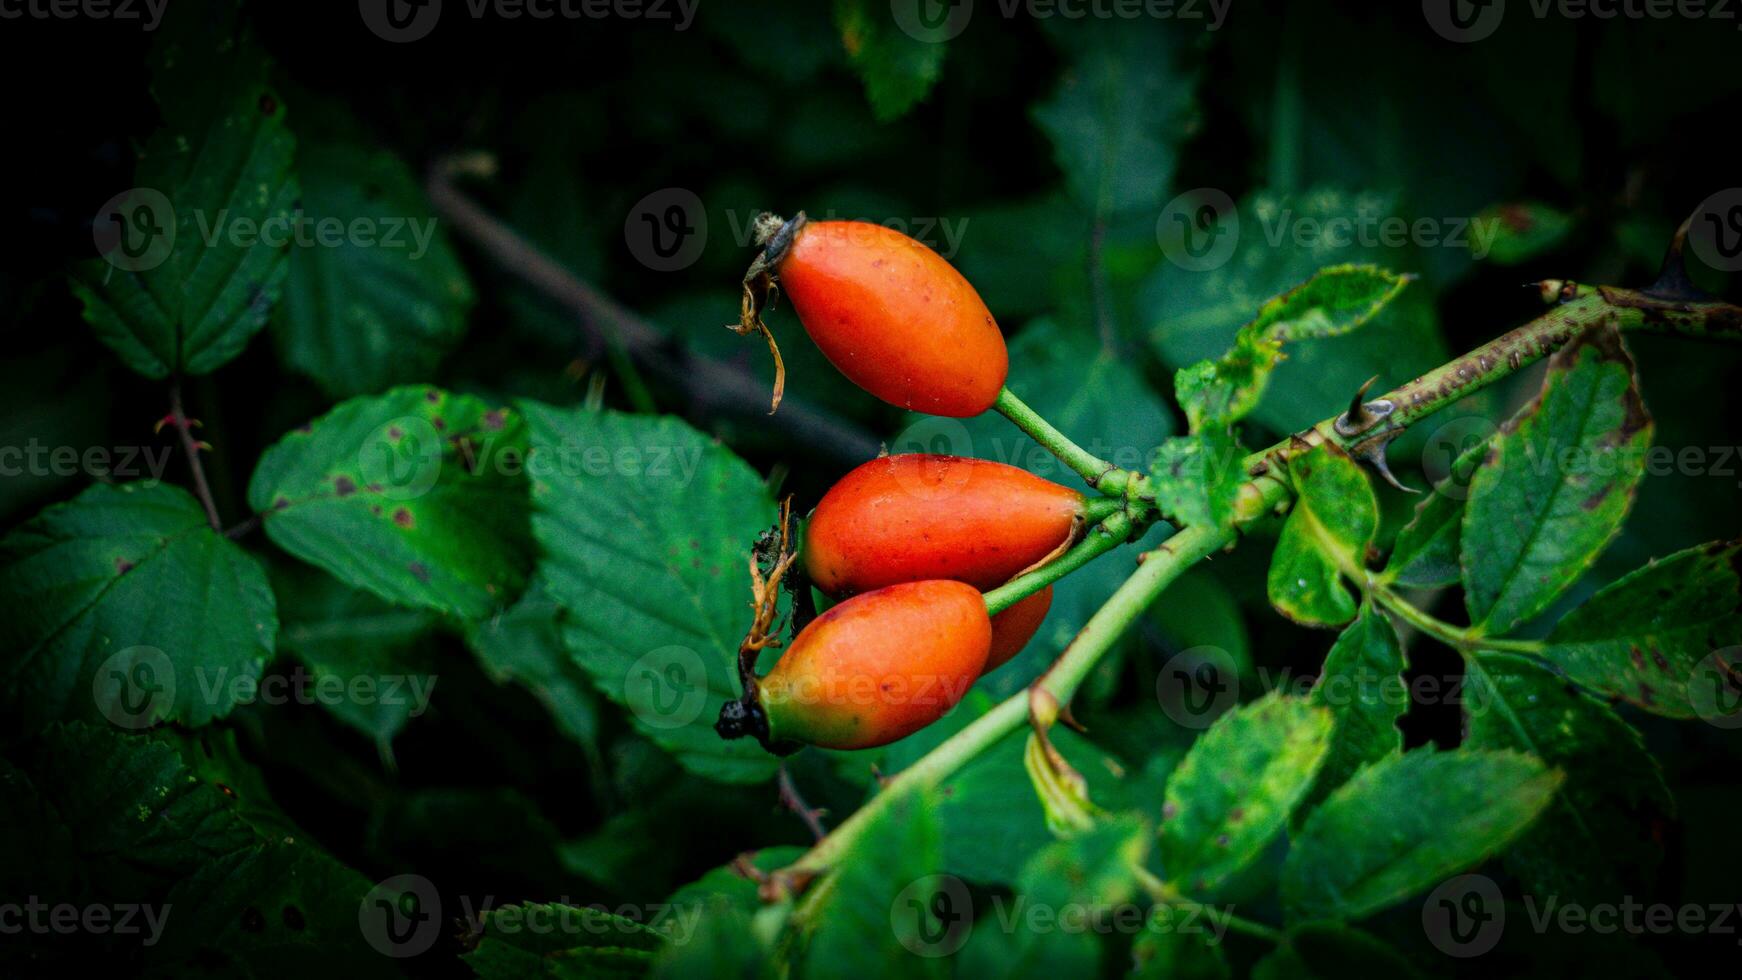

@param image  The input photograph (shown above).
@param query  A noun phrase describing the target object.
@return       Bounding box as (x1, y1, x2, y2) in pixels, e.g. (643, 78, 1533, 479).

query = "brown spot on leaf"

(409, 561, 430, 582)
(425, 389, 440, 403)
(115, 558, 134, 574)
(334, 476, 356, 496)
(482, 409, 505, 431)
(392, 508, 415, 529)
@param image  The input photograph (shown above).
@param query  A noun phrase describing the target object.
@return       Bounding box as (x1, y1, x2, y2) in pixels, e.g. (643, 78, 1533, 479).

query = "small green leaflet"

(1267, 442, 1379, 628)
(833, 0, 948, 121)
(249, 386, 534, 620)
(1473, 201, 1576, 266)
(0, 482, 276, 734)
(70, 0, 298, 379)
(1464, 653, 1673, 904)
(1541, 540, 1742, 718)
(1461, 323, 1653, 635)
(521, 402, 779, 784)
(1303, 603, 1406, 812)
(1003, 815, 1150, 976)
(1175, 264, 1410, 433)
(1149, 429, 1246, 530)
(1158, 692, 1333, 896)
(1281, 749, 1562, 924)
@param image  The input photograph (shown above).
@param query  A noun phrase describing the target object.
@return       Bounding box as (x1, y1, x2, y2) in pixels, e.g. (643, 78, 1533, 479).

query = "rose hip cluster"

(716, 215, 1086, 754)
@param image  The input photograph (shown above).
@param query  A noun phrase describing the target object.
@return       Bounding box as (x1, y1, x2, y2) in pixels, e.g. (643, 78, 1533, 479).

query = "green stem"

(1368, 584, 1541, 653)
(994, 386, 1118, 489)
(984, 512, 1133, 616)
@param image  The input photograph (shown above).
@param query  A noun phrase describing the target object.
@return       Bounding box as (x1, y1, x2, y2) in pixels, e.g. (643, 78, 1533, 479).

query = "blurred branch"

(425, 156, 880, 465)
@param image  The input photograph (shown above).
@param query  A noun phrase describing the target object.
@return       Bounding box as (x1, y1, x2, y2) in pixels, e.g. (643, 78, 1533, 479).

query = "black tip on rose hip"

(715, 698, 799, 756)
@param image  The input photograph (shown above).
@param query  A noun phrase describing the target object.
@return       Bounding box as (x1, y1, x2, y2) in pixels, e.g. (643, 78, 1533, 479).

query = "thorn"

(1353, 431, 1419, 494)
(193, 440, 213, 453)
(1333, 377, 1394, 438)
(1057, 702, 1088, 734)
(1644, 211, 1714, 302)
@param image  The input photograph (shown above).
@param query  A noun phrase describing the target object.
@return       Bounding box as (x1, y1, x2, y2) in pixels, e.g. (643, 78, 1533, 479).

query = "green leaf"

(1130, 910, 1230, 980)
(832, 0, 948, 121)
(1250, 264, 1413, 343)
(1382, 433, 1489, 588)
(1149, 429, 1247, 530)
(650, 901, 776, 980)
(249, 386, 533, 620)
(1004, 815, 1150, 976)
(1464, 653, 1673, 904)
(1174, 264, 1410, 433)
(1032, 19, 1197, 216)
(0, 723, 257, 899)
(521, 402, 779, 784)
(1280, 749, 1562, 924)
(799, 789, 947, 978)
(464, 902, 664, 979)
(272, 141, 474, 398)
(1304, 603, 1406, 812)
(1462, 324, 1653, 634)
(1266, 443, 1378, 628)
(1147, 190, 1448, 436)
(467, 578, 603, 752)
(270, 562, 439, 753)
(0, 483, 276, 733)
(1474, 202, 1575, 265)
(70, 0, 297, 378)
(154, 839, 379, 974)
(1159, 692, 1334, 895)
(1541, 540, 1742, 718)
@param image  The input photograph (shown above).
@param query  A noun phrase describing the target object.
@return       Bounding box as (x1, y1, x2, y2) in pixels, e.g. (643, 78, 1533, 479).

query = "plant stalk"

(993, 386, 1117, 489)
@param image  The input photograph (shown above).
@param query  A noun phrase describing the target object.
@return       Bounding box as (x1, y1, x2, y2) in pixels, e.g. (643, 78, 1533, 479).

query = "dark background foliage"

(2, 0, 1740, 975)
